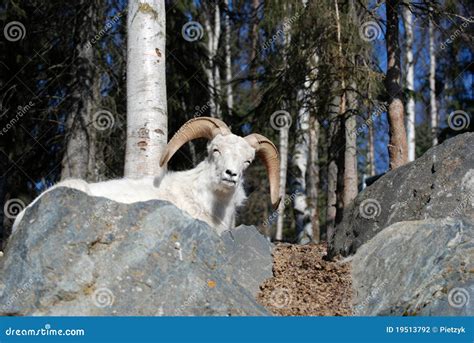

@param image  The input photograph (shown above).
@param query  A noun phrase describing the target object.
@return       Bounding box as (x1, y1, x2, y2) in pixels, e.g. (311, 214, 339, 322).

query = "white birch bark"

(204, 3, 222, 118)
(429, 9, 438, 146)
(326, 86, 341, 241)
(275, 124, 289, 241)
(402, 4, 416, 161)
(292, 89, 311, 244)
(275, 4, 292, 242)
(307, 52, 320, 243)
(367, 116, 376, 176)
(203, 14, 215, 116)
(343, 81, 358, 206)
(125, 0, 167, 178)
(308, 116, 320, 243)
(223, 0, 234, 113)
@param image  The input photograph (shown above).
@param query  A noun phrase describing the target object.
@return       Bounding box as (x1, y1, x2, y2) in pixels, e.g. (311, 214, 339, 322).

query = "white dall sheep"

(13, 117, 280, 235)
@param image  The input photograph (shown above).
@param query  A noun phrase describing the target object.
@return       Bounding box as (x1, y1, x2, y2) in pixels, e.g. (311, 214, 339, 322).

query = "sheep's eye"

(213, 148, 220, 154)
(244, 160, 251, 165)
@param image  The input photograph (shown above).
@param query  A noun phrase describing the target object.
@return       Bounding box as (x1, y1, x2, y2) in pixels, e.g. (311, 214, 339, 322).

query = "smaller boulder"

(352, 218, 473, 316)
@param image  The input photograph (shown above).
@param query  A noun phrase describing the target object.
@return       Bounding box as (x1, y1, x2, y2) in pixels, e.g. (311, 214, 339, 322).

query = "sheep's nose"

(225, 169, 237, 178)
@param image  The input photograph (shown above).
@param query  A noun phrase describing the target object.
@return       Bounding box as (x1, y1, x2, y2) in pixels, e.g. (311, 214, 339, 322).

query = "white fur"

(13, 134, 256, 235)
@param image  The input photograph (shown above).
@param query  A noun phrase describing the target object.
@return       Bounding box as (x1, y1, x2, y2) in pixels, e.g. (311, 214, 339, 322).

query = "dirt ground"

(258, 243, 353, 316)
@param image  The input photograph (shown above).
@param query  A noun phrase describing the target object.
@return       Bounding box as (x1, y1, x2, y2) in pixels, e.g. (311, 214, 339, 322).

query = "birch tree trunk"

(308, 116, 320, 243)
(203, 15, 216, 116)
(292, 89, 311, 244)
(385, 0, 408, 169)
(326, 84, 343, 243)
(326, 0, 346, 245)
(334, 0, 347, 221)
(223, 0, 233, 113)
(275, 124, 289, 241)
(402, 3, 416, 161)
(204, 3, 222, 118)
(343, 81, 358, 206)
(61, 1, 102, 182)
(367, 116, 376, 176)
(249, 0, 259, 90)
(294, 50, 321, 244)
(275, 4, 292, 242)
(125, 0, 168, 178)
(429, 9, 438, 146)
(307, 51, 321, 244)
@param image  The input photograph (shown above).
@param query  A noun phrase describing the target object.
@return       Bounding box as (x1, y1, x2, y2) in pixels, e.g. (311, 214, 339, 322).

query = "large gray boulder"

(352, 218, 473, 316)
(0, 188, 272, 316)
(221, 225, 273, 296)
(330, 132, 474, 258)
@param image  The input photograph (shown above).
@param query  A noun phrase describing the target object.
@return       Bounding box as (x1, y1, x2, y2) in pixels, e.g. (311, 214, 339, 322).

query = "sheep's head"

(160, 117, 281, 209)
(207, 133, 255, 192)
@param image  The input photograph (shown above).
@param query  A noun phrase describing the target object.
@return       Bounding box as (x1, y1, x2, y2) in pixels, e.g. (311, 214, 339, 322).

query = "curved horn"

(160, 117, 231, 166)
(245, 133, 281, 210)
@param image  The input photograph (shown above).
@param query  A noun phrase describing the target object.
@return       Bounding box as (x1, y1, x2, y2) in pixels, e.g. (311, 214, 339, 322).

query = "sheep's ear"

(160, 117, 231, 166)
(244, 134, 280, 209)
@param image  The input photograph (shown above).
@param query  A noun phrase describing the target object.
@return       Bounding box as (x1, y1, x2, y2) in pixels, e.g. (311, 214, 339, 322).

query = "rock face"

(329, 132, 474, 258)
(0, 188, 272, 316)
(352, 218, 473, 316)
(221, 225, 273, 296)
